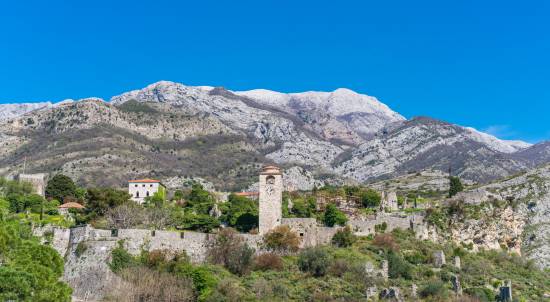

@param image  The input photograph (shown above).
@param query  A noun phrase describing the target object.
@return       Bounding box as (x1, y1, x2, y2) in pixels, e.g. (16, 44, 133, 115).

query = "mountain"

(0, 81, 547, 190)
(334, 117, 538, 183)
(0, 102, 53, 121)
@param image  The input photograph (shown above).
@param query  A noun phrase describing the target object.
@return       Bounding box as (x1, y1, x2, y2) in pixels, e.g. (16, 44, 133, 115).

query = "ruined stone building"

(18, 173, 47, 197)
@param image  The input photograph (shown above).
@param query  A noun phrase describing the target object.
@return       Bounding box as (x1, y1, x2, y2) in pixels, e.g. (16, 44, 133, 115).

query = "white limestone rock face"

(236, 87, 405, 141)
(283, 166, 325, 191)
(442, 164, 550, 269)
(334, 117, 531, 183)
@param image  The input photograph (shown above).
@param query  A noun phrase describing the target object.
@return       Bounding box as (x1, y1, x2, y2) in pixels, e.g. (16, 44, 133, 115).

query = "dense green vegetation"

(0, 178, 72, 301)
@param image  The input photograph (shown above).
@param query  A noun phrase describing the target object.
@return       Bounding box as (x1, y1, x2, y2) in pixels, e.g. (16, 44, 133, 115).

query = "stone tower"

(259, 165, 283, 234)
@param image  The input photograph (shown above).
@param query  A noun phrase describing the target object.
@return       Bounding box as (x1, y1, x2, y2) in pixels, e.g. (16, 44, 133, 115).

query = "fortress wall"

(52, 227, 71, 257)
(349, 220, 377, 236)
(316, 226, 340, 245)
(240, 233, 263, 249)
(349, 213, 427, 236)
(282, 218, 319, 247)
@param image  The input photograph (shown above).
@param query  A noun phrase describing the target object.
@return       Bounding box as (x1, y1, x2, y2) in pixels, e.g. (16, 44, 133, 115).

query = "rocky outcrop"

(439, 164, 550, 269)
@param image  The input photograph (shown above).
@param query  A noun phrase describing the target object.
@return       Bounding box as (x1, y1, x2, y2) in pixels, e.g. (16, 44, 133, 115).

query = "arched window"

(266, 175, 275, 185)
(136, 192, 140, 198)
(146, 191, 150, 197)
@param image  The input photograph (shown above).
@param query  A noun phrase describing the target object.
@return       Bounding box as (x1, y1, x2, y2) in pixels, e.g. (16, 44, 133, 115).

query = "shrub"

(263, 225, 301, 254)
(253, 253, 283, 271)
(109, 242, 137, 273)
(207, 228, 254, 275)
(331, 226, 357, 247)
(463, 287, 493, 302)
(372, 233, 399, 252)
(387, 251, 413, 279)
(298, 247, 332, 277)
(374, 222, 388, 233)
(323, 203, 348, 227)
(174, 264, 218, 300)
(360, 189, 381, 208)
(328, 258, 350, 277)
(140, 249, 169, 269)
(106, 266, 194, 302)
(204, 278, 246, 302)
(419, 281, 449, 299)
(75, 242, 88, 257)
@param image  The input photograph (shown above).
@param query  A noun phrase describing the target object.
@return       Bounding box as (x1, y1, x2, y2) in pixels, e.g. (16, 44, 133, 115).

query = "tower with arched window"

(258, 165, 283, 234)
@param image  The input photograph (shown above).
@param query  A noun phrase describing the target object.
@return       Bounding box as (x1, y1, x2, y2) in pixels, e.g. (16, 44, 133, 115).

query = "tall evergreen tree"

(448, 176, 464, 197)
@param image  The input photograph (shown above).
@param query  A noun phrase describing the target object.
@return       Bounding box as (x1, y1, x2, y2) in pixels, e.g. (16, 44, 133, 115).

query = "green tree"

(298, 247, 331, 277)
(360, 189, 381, 208)
(85, 187, 131, 219)
(289, 196, 316, 218)
(323, 203, 348, 227)
(45, 174, 76, 202)
(181, 213, 220, 233)
(0, 217, 72, 301)
(222, 193, 258, 232)
(188, 183, 214, 205)
(448, 176, 464, 197)
(331, 226, 357, 247)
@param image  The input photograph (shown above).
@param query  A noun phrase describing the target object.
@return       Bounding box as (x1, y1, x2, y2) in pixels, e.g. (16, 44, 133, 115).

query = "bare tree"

(106, 203, 146, 229)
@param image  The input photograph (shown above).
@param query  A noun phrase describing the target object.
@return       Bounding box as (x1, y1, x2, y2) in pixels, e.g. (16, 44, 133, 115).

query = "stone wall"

(349, 213, 427, 237)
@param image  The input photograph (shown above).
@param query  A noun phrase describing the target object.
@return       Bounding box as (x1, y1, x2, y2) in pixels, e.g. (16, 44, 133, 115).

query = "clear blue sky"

(1, 1, 549, 142)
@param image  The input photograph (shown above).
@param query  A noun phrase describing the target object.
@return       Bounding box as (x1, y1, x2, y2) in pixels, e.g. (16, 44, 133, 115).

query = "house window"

(136, 192, 139, 198)
(142, 184, 145, 187)
(150, 184, 153, 187)
(300, 233, 304, 237)
(146, 191, 150, 197)
(134, 184, 138, 187)
(111, 229, 118, 237)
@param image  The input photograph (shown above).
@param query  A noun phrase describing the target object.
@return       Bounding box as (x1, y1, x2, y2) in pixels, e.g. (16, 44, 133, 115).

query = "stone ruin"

(364, 260, 389, 282)
(432, 250, 446, 268)
(453, 255, 461, 269)
(380, 191, 399, 212)
(498, 280, 513, 302)
(379, 287, 403, 302)
(17, 173, 47, 197)
(451, 274, 462, 296)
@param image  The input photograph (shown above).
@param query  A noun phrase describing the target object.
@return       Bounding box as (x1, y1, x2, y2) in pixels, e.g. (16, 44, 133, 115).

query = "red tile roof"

(58, 202, 85, 209)
(128, 179, 161, 183)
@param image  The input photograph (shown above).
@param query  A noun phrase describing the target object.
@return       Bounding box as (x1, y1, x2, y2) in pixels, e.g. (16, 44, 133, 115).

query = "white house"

(128, 179, 165, 203)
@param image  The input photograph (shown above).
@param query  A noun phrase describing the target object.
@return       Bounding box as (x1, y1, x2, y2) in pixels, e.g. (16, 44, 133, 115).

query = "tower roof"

(261, 165, 282, 175)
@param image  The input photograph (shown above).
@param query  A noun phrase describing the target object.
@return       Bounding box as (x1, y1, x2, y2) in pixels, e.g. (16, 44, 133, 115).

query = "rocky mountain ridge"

(0, 81, 548, 190)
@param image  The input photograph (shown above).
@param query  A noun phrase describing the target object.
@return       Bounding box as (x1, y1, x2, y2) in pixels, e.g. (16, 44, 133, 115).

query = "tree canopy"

(45, 174, 76, 202)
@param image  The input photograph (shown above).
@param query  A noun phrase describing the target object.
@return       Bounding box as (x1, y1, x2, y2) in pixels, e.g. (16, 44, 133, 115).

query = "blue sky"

(1, 1, 549, 142)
